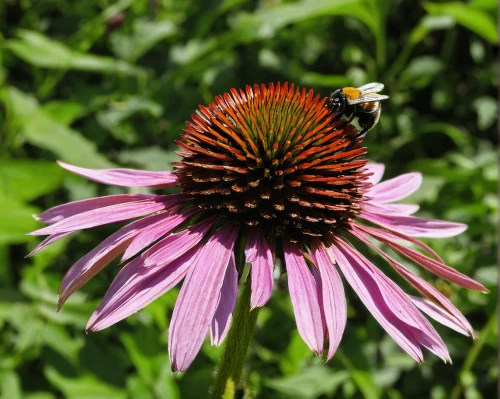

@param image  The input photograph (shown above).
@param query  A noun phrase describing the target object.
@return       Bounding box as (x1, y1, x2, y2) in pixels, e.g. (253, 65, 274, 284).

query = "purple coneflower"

(29, 83, 485, 374)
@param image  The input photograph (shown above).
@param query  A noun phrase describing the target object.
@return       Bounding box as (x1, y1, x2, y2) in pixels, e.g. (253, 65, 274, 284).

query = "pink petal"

(310, 240, 347, 361)
(87, 219, 214, 330)
(57, 214, 166, 308)
(169, 225, 239, 372)
(245, 228, 274, 309)
(349, 227, 475, 337)
(210, 253, 238, 346)
(364, 163, 385, 186)
(121, 207, 199, 262)
(368, 173, 422, 203)
(58, 161, 178, 187)
(363, 202, 420, 216)
(283, 240, 324, 355)
(34, 194, 161, 224)
(31, 197, 171, 236)
(356, 224, 486, 292)
(410, 296, 469, 336)
(87, 245, 201, 332)
(142, 217, 215, 268)
(336, 238, 452, 363)
(27, 232, 72, 256)
(353, 223, 443, 263)
(329, 241, 424, 363)
(359, 211, 468, 238)
(355, 254, 450, 362)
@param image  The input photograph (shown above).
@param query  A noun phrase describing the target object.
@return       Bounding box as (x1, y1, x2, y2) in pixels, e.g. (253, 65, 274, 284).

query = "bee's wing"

(356, 82, 385, 94)
(347, 93, 389, 105)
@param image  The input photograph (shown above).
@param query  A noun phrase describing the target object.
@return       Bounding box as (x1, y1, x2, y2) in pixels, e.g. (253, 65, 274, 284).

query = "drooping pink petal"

(359, 211, 467, 238)
(121, 207, 199, 262)
(87, 245, 201, 332)
(309, 266, 328, 335)
(58, 161, 178, 187)
(363, 202, 420, 216)
(245, 228, 274, 309)
(329, 241, 424, 363)
(31, 197, 171, 236)
(350, 249, 450, 363)
(283, 240, 324, 355)
(34, 194, 163, 224)
(310, 240, 346, 361)
(169, 225, 239, 372)
(410, 296, 469, 336)
(211, 253, 238, 346)
(27, 232, 72, 256)
(355, 224, 486, 292)
(57, 213, 167, 308)
(349, 227, 475, 337)
(368, 172, 422, 203)
(364, 163, 385, 186)
(353, 222, 443, 262)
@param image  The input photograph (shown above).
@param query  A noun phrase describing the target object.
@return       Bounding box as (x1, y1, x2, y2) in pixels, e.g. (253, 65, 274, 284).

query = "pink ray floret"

(28, 160, 485, 371)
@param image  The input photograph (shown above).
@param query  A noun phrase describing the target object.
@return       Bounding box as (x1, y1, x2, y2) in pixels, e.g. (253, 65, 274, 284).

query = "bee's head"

(329, 89, 346, 113)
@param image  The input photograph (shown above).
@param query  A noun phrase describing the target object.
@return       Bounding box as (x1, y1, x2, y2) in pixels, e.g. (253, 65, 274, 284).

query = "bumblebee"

(329, 82, 389, 137)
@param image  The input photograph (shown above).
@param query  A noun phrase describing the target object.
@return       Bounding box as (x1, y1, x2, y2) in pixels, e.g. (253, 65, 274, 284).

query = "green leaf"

(41, 101, 86, 126)
(96, 97, 162, 144)
(6, 30, 144, 76)
(267, 365, 349, 398)
(1, 87, 113, 168)
(44, 367, 126, 399)
(0, 197, 39, 244)
(351, 369, 382, 399)
(400, 56, 443, 88)
(0, 372, 22, 399)
(0, 160, 64, 202)
(425, 2, 498, 43)
(232, 0, 378, 43)
(300, 72, 351, 88)
(472, 97, 497, 130)
(110, 19, 178, 62)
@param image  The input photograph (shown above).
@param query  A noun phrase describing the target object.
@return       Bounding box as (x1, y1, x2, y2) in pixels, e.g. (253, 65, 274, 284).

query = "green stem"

(211, 280, 259, 399)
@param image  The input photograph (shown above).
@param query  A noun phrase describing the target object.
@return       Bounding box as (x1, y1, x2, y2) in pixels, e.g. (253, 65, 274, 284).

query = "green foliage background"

(0, 0, 498, 398)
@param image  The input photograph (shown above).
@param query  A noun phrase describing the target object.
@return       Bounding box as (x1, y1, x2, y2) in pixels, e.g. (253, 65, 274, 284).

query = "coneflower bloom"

(29, 83, 486, 371)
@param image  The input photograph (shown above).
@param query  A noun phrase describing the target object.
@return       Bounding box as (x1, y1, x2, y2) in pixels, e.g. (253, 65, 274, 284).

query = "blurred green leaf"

(6, 30, 145, 76)
(0, 197, 38, 244)
(1, 87, 113, 168)
(0, 372, 21, 399)
(472, 97, 497, 130)
(425, 2, 498, 43)
(232, 0, 378, 42)
(44, 366, 126, 399)
(400, 56, 443, 88)
(0, 160, 64, 202)
(300, 72, 351, 88)
(110, 19, 178, 62)
(96, 97, 163, 144)
(267, 365, 349, 398)
(352, 369, 382, 399)
(41, 101, 86, 126)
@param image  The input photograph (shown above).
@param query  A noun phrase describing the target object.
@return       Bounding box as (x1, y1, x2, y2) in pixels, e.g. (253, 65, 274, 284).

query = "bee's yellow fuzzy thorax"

(342, 87, 361, 101)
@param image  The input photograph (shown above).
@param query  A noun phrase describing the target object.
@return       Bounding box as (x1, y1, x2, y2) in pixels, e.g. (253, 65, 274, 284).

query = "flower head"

(29, 83, 486, 372)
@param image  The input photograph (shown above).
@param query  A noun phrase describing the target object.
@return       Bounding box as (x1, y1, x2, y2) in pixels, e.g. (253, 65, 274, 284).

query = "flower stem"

(211, 279, 259, 399)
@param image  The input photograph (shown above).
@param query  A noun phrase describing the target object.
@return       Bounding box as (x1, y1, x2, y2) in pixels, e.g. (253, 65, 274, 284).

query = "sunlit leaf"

(44, 367, 126, 399)
(6, 30, 145, 76)
(0, 160, 64, 202)
(425, 2, 498, 43)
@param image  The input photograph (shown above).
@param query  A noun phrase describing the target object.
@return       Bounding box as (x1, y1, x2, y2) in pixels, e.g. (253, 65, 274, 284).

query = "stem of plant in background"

(211, 279, 259, 399)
